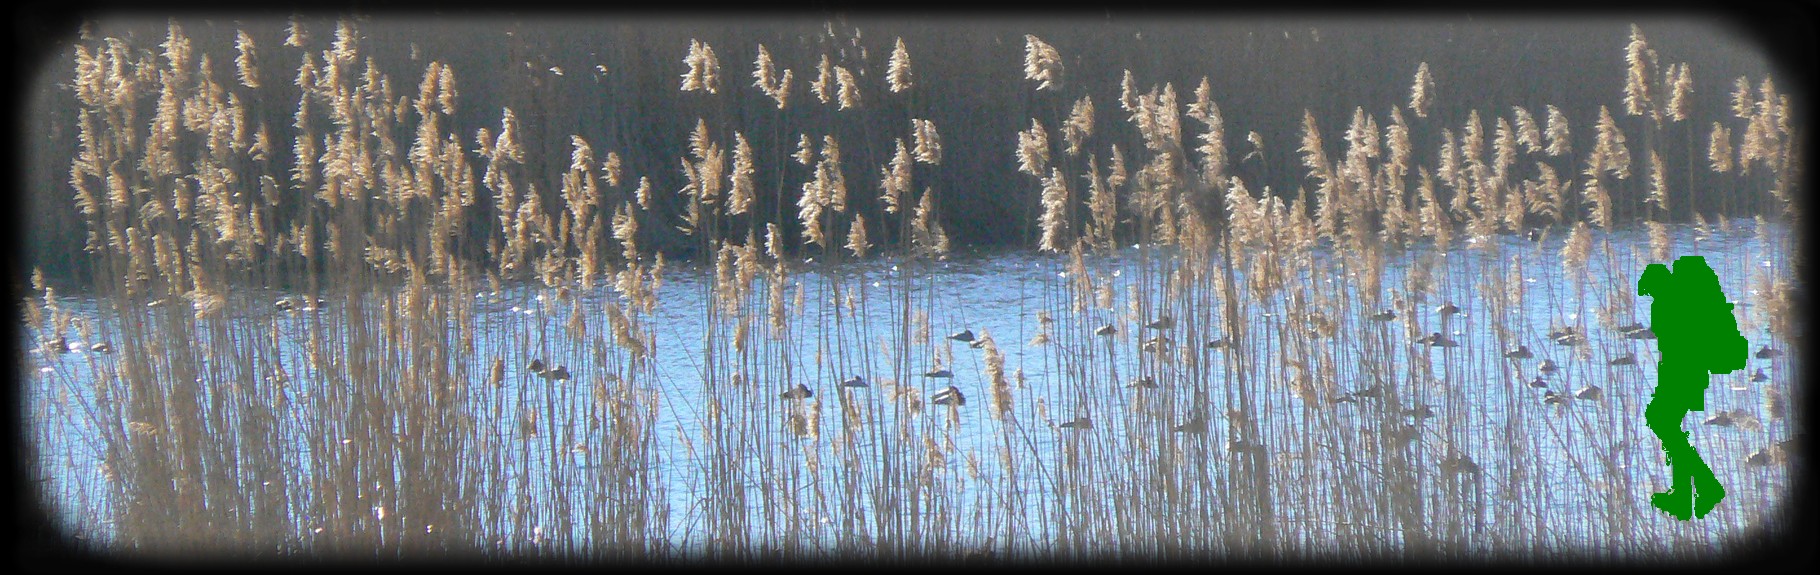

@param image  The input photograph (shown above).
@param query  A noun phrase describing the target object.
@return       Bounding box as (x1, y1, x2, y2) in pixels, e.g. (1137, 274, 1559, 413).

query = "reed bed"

(24, 18, 1800, 564)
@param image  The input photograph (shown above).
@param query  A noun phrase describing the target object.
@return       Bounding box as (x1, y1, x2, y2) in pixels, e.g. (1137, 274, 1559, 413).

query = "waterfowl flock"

(274, 296, 328, 312)
(480, 317, 1696, 433)
(1173, 415, 1208, 434)
(1226, 438, 1264, 454)
(1440, 454, 1480, 475)
(1141, 336, 1173, 353)
(1416, 332, 1458, 348)
(34, 20, 1800, 558)
(1405, 404, 1435, 420)
(1575, 384, 1603, 401)
(1543, 390, 1568, 406)
(931, 385, 966, 406)
(779, 383, 814, 400)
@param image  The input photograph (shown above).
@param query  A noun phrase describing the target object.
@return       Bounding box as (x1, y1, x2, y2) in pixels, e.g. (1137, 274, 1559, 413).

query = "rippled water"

(24, 218, 1799, 556)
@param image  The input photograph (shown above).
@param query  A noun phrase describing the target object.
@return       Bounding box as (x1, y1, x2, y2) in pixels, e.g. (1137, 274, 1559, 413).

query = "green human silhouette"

(1637, 256, 1748, 520)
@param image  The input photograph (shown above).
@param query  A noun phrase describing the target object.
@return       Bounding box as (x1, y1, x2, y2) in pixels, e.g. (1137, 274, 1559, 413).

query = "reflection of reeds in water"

(34, 17, 1799, 562)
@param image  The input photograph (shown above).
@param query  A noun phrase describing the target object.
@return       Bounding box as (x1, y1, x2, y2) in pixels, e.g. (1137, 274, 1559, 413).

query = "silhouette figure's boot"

(1652, 469, 1695, 520)
(1651, 489, 1693, 521)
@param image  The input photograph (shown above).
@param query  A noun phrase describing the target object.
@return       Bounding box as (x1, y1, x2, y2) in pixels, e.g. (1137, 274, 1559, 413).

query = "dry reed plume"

(29, 19, 1800, 565)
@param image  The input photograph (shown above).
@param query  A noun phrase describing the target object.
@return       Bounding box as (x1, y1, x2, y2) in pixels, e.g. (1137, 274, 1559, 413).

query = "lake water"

(24, 218, 1798, 559)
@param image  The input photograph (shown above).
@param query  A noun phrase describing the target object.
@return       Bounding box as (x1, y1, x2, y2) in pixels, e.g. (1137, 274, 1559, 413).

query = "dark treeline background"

(20, 12, 1792, 289)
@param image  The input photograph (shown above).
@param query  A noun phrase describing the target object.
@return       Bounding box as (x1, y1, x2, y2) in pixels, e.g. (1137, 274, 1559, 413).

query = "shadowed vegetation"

(23, 15, 1800, 564)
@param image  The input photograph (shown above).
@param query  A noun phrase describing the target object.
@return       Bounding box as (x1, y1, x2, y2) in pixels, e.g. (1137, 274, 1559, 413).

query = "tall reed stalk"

(29, 18, 1798, 564)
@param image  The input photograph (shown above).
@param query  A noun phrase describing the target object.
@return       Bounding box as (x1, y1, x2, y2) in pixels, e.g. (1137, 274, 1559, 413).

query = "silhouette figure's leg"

(1692, 454, 1726, 518)
(1652, 445, 1694, 520)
